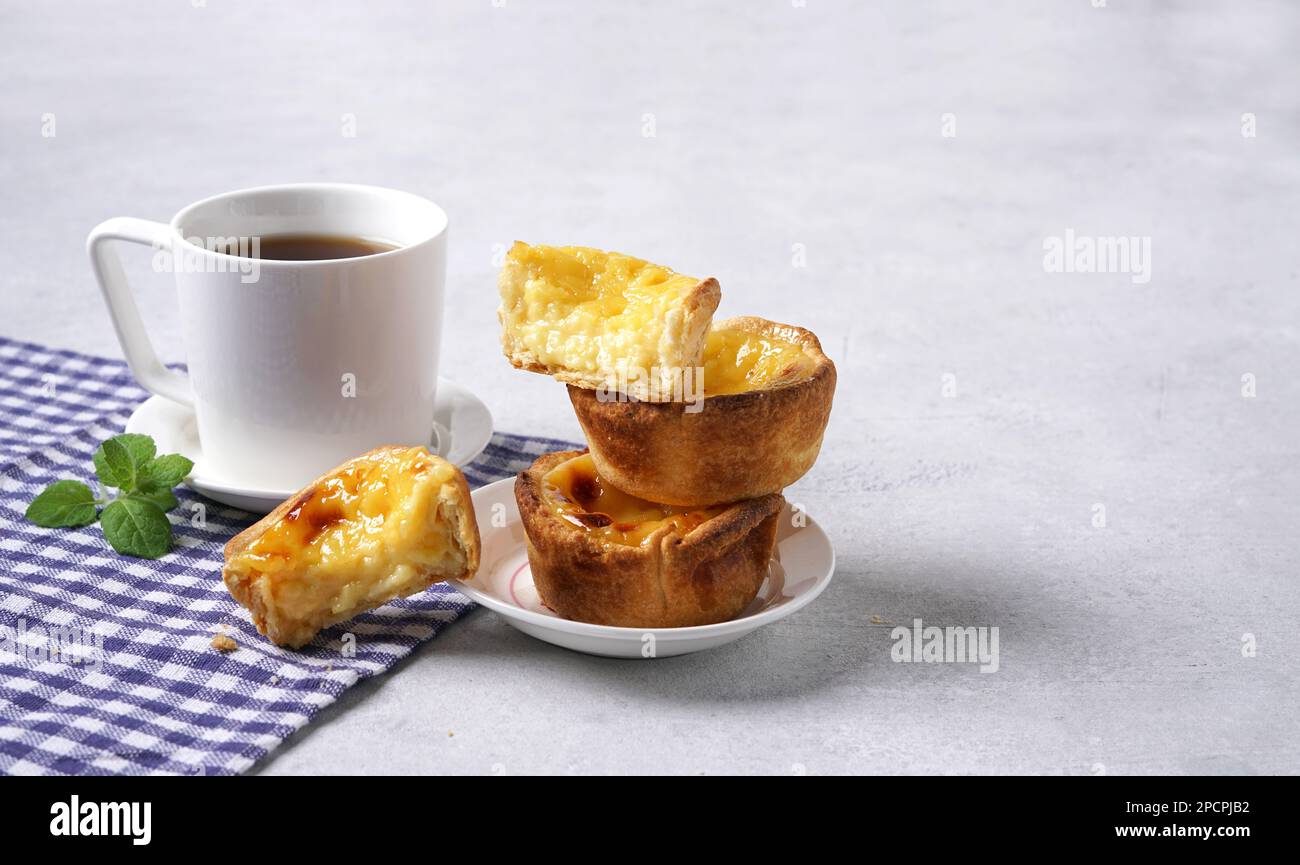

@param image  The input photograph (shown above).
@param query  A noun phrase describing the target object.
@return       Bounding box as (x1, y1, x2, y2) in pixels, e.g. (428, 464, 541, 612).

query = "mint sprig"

(25, 433, 193, 559)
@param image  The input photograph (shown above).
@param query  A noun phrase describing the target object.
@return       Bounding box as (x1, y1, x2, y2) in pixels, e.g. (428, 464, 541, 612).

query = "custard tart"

(569, 316, 835, 506)
(223, 446, 480, 648)
(497, 242, 720, 402)
(516, 450, 782, 628)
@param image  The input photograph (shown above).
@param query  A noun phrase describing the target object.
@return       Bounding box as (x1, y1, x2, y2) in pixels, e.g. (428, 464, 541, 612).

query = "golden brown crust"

(222, 446, 481, 648)
(515, 450, 782, 628)
(442, 465, 481, 577)
(569, 317, 836, 506)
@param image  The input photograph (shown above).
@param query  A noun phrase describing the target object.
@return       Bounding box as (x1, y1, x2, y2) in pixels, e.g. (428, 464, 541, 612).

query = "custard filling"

(543, 453, 722, 546)
(230, 447, 465, 622)
(701, 327, 817, 396)
(501, 242, 706, 375)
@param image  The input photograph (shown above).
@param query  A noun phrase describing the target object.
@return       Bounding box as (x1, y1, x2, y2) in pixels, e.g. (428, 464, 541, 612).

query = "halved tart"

(516, 450, 782, 628)
(569, 316, 836, 506)
(497, 242, 720, 402)
(223, 446, 480, 648)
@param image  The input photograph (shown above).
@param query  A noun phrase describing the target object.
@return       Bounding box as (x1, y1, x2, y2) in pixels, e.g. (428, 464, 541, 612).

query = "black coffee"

(217, 233, 400, 261)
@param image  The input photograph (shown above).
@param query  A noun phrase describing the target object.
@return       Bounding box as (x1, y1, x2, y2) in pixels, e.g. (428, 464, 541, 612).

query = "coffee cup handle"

(87, 218, 193, 407)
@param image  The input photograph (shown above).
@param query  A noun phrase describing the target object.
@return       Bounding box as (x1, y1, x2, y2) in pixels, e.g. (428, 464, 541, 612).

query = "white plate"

(448, 478, 836, 658)
(125, 378, 494, 513)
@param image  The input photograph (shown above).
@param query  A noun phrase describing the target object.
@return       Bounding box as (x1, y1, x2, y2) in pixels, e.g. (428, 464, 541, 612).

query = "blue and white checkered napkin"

(0, 335, 570, 775)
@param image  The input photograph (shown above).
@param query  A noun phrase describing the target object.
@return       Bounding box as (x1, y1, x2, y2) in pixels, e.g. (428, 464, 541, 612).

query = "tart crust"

(516, 450, 783, 628)
(569, 316, 836, 506)
(223, 445, 480, 648)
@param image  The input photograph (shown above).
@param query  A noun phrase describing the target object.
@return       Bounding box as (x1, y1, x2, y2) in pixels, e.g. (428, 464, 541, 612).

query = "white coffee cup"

(88, 183, 448, 491)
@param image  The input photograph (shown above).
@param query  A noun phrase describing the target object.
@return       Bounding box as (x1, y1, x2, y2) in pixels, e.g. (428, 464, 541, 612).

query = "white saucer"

(124, 378, 494, 513)
(447, 478, 836, 658)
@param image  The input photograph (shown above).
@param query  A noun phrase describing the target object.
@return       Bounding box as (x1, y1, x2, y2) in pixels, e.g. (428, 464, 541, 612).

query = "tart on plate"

(568, 316, 836, 506)
(516, 450, 782, 628)
(497, 242, 720, 402)
(223, 445, 480, 648)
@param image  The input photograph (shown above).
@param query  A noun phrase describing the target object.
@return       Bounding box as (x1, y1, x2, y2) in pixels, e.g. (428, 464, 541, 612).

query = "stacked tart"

(499, 243, 835, 628)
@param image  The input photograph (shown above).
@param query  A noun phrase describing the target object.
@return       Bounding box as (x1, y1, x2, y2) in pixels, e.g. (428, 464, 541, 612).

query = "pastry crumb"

(210, 634, 238, 652)
(448, 731, 454, 738)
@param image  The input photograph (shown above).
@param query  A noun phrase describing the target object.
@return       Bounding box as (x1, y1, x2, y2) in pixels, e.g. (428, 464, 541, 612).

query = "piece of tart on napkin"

(222, 445, 480, 648)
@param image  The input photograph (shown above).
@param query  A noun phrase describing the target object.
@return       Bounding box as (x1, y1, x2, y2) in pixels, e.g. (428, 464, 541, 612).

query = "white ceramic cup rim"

(167, 182, 449, 265)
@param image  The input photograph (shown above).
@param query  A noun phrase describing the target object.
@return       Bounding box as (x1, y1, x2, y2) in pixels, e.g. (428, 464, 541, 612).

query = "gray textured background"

(2, 0, 1297, 774)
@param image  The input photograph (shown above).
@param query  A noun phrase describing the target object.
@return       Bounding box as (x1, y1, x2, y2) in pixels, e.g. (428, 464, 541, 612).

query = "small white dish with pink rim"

(447, 477, 836, 658)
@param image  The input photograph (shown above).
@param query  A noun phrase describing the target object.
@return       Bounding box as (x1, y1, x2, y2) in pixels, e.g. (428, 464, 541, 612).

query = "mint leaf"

(126, 488, 179, 512)
(101, 497, 172, 559)
(25, 480, 97, 527)
(94, 438, 134, 488)
(93, 434, 156, 490)
(139, 453, 193, 492)
(114, 433, 157, 464)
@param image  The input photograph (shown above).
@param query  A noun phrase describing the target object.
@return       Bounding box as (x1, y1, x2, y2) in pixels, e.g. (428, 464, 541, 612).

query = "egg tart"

(568, 316, 835, 506)
(516, 450, 782, 628)
(223, 446, 481, 648)
(497, 242, 720, 402)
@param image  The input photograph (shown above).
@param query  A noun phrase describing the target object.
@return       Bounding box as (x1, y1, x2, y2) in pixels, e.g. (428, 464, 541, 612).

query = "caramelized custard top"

(238, 446, 452, 573)
(542, 453, 722, 546)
